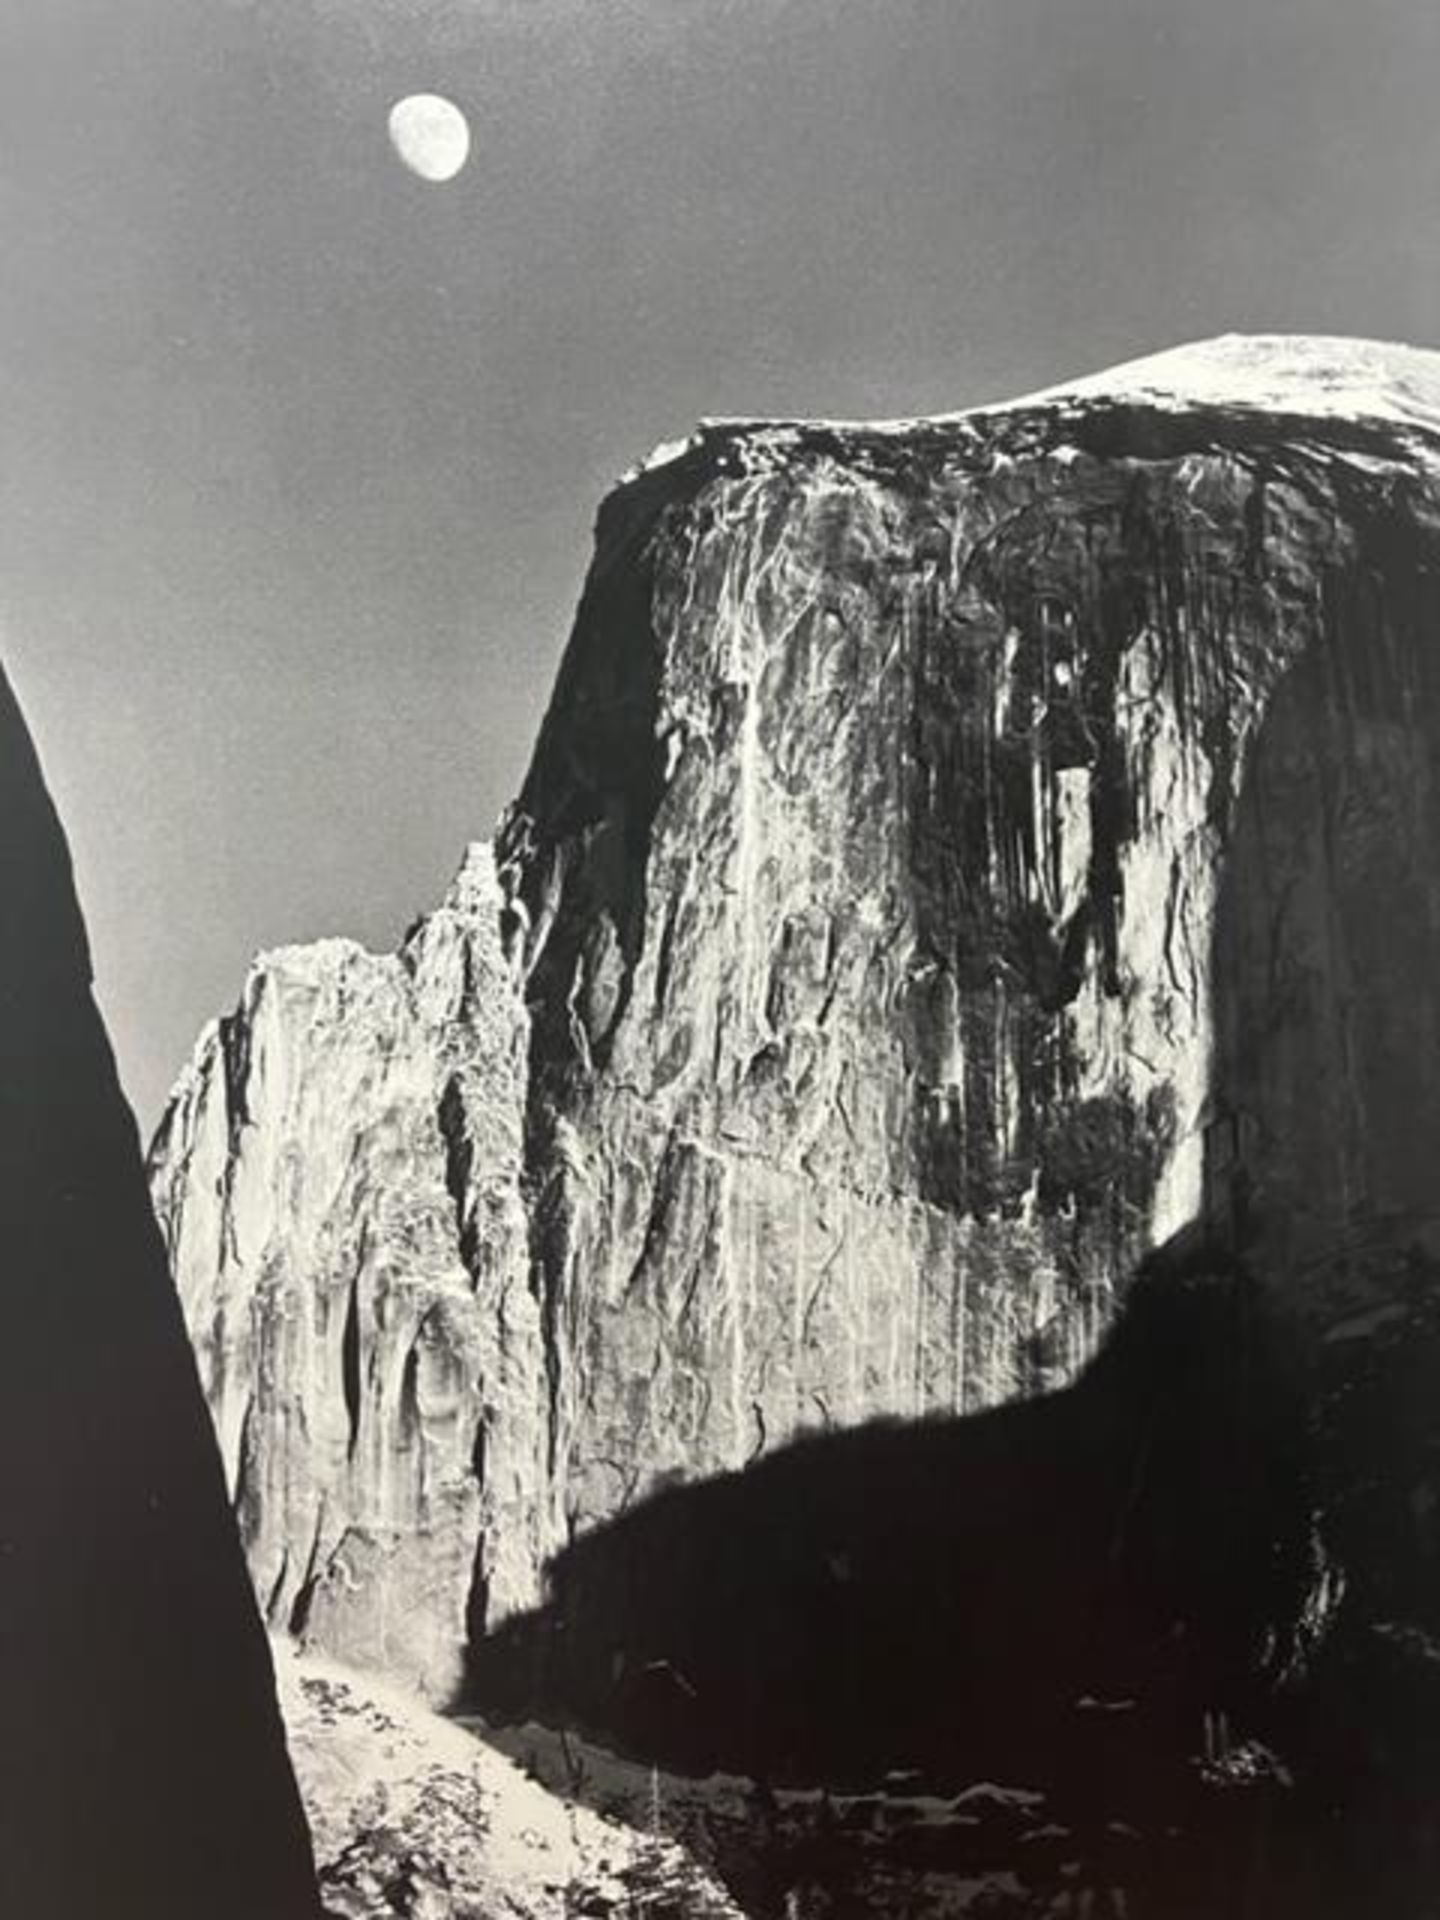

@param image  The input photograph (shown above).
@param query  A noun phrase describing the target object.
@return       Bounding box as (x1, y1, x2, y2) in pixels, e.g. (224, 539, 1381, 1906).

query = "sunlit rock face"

(152, 335, 1440, 1689)
(501, 335, 1440, 1551)
(150, 846, 541, 1700)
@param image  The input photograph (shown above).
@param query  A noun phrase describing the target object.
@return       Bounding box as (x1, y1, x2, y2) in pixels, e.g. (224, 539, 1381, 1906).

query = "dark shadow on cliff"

(469, 1249, 1329, 1915)
(0, 665, 322, 1918)
(1196, 463, 1440, 1920)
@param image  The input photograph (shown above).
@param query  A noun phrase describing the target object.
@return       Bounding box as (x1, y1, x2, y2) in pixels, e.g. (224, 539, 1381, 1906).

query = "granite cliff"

(0, 663, 323, 1918)
(151, 335, 1440, 1717)
(149, 844, 540, 1701)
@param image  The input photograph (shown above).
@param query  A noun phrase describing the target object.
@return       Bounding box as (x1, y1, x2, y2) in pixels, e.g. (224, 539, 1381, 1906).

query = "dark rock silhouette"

(0, 664, 322, 1917)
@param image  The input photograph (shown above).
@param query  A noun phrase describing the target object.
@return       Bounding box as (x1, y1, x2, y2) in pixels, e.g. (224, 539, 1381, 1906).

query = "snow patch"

(621, 430, 707, 482)
(990, 333, 1440, 439)
(617, 334, 1440, 491)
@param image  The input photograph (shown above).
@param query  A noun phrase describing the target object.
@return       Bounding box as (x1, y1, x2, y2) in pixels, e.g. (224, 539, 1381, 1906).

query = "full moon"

(387, 94, 471, 184)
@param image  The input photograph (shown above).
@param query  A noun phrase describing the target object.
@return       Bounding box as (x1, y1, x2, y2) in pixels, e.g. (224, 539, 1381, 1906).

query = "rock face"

(0, 663, 322, 1918)
(501, 333, 1440, 1544)
(150, 334, 1440, 1699)
(149, 845, 541, 1702)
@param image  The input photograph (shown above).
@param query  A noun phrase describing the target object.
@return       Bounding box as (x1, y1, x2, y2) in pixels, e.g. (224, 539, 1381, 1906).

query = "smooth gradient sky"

(2, 0, 1438, 1127)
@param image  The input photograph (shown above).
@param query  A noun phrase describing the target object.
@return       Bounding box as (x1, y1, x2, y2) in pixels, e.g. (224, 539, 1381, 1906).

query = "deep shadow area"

(474, 1253, 1315, 1786)
(1191, 409, 1440, 1920)
(0, 665, 322, 1918)
(471, 1247, 1336, 1916)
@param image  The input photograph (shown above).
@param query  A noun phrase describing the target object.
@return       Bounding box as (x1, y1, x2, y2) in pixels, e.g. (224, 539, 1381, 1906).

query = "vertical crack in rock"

(288, 1499, 328, 1639)
(219, 1004, 252, 1144)
(263, 1547, 291, 1628)
(232, 1389, 256, 1517)
(464, 1418, 492, 1649)
(341, 1267, 362, 1463)
(438, 1072, 479, 1279)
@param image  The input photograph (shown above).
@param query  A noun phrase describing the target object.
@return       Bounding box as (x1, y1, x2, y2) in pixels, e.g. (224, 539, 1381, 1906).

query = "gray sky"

(2, 0, 1437, 1128)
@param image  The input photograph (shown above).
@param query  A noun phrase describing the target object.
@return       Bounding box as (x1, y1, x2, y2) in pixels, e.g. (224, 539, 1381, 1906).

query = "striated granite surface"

(150, 846, 541, 1700)
(151, 335, 1440, 1697)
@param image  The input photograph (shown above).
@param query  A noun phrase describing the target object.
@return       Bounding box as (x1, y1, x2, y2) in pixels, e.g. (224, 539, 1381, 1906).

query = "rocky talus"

(151, 334, 1440, 1720)
(276, 1642, 741, 1919)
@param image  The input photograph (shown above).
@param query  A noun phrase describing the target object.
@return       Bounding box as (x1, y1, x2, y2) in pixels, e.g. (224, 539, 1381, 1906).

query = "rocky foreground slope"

(277, 1643, 740, 1919)
(151, 334, 1440, 1718)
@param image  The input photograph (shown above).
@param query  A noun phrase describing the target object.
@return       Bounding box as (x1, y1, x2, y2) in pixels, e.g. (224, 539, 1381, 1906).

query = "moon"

(387, 94, 471, 184)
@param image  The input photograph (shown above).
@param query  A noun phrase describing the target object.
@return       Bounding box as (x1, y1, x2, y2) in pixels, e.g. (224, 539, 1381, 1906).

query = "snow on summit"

(1005, 333, 1440, 438)
(628, 334, 1440, 479)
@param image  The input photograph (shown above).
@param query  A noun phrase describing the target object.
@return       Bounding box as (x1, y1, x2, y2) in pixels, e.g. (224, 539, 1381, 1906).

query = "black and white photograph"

(3, 2, 1440, 1914)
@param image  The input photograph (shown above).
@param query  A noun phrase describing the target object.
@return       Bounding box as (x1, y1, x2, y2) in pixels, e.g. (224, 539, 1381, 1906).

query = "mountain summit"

(153, 335, 1440, 1716)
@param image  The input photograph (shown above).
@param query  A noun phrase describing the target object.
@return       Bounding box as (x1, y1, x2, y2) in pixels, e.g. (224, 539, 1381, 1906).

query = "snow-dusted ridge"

(625, 333, 1440, 479)
(1006, 333, 1440, 437)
